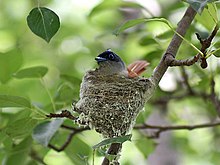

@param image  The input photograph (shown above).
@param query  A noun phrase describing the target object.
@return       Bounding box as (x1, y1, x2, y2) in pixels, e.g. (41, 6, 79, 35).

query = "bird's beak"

(95, 57, 107, 63)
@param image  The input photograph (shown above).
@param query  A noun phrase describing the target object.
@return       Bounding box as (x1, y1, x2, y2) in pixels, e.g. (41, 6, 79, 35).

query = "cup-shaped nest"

(75, 70, 154, 138)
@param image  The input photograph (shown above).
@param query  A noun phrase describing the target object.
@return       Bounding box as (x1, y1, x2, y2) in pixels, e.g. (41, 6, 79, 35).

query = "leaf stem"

(165, 21, 203, 55)
(208, 47, 220, 57)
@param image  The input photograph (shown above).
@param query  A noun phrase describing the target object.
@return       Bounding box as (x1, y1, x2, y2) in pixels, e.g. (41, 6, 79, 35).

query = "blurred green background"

(1, 0, 220, 164)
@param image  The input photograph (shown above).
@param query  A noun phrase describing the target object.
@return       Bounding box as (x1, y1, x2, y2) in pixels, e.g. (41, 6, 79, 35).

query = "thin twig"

(134, 121, 220, 138)
(196, 25, 219, 53)
(48, 127, 90, 152)
(151, 89, 209, 105)
(46, 110, 77, 121)
(167, 25, 219, 68)
(180, 66, 194, 94)
(209, 78, 220, 116)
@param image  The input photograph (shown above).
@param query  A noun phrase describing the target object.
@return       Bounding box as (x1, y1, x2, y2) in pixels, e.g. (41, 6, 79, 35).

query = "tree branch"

(101, 143, 122, 165)
(180, 66, 194, 94)
(196, 25, 219, 53)
(168, 53, 200, 67)
(151, 6, 197, 85)
(167, 25, 219, 68)
(48, 126, 90, 152)
(151, 76, 220, 117)
(46, 110, 77, 121)
(210, 78, 220, 116)
(134, 121, 220, 138)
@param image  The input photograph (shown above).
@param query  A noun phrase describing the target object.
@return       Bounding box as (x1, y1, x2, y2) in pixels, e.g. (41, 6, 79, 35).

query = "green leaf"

(13, 66, 48, 78)
(0, 131, 10, 145)
(89, 0, 143, 19)
(32, 119, 63, 146)
(113, 18, 170, 36)
(89, 0, 120, 18)
(3, 137, 32, 165)
(65, 136, 91, 165)
(27, 7, 60, 43)
(195, 3, 218, 30)
(208, 46, 220, 58)
(183, 0, 215, 13)
(0, 49, 23, 83)
(155, 30, 173, 39)
(213, 53, 220, 57)
(113, 18, 148, 36)
(0, 95, 31, 108)
(114, 18, 202, 55)
(92, 134, 132, 150)
(55, 83, 74, 102)
(5, 118, 37, 139)
(60, 74, 81, 84)
(144, 50, 164, 62)
(135, 138, 155, 158)
(139, 36, 158, 46)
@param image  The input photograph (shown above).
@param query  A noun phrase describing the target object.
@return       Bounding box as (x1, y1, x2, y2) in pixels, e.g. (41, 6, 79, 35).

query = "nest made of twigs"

(74, 70, 154, 138)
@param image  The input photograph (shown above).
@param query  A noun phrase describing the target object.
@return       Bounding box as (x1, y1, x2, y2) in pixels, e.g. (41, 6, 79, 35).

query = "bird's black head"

(95, 49, 121, 63)
(94, 49, 127, 76)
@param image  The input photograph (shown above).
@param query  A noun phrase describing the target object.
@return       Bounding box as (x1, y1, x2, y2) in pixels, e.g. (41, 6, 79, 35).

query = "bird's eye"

(108, 54, 115, 60)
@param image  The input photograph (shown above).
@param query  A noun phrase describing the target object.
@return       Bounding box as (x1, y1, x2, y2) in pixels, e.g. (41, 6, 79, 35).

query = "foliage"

(1, 0, 220, 164)
(92, 134, 132, 150)
(32, 119, 63, 147)
(183, 0, 216, 13)
(27, 7, 60, 43)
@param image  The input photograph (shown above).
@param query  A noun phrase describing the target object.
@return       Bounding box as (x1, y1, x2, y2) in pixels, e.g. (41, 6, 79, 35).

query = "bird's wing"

(127, 60, 150, 78)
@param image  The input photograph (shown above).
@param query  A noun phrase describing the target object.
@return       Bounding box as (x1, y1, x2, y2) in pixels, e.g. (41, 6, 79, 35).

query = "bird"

(95, 49, 149, 78)
(74, 49, 153, 138)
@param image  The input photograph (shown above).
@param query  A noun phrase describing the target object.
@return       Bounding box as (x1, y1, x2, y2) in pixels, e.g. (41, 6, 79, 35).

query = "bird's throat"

(96, 61, 128, 77)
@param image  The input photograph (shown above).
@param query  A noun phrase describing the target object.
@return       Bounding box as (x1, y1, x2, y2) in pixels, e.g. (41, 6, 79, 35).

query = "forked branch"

(167, 25, 219, 68)
(48, 125, 89, 152)
(151, 6, 197, 85)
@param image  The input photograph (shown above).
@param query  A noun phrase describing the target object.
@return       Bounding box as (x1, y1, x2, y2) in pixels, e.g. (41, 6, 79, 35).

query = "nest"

(74, 70, 154, 138)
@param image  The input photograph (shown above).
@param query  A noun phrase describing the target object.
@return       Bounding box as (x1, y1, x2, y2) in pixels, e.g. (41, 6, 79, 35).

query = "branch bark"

(101, 143, 122, 165)
(48, 126, 90, 152)
(151, 6, 197, 85)
(134, 121, 220, 138)
(167, 25, 219, 68)
(210, 78, 220, 116)
(168, 53, 200, 67)
(46, 110, 77, 121)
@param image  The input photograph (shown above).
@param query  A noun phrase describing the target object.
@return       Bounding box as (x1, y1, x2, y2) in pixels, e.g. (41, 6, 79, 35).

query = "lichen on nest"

(74, 70, 154, 138)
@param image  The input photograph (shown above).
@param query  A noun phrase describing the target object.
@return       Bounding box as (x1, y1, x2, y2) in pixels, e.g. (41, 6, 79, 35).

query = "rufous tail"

(127, 60, 149, 78)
